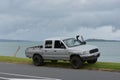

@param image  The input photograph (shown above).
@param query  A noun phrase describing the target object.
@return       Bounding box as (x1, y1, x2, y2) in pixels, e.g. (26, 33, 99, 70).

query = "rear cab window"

(45, 40, 52, 48)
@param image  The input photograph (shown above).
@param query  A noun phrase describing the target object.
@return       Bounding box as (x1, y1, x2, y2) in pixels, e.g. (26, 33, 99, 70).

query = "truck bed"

(25, 45, 43, 58)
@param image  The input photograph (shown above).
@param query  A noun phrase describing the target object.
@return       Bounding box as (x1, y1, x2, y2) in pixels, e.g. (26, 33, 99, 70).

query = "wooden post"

(13, 46, 20, 58)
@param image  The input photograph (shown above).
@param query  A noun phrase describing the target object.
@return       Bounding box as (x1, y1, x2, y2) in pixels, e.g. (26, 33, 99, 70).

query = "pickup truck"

(25, 36, 100, 69)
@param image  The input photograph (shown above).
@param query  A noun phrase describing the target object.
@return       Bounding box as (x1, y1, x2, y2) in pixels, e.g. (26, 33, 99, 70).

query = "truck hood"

(68, 45, 98, 53)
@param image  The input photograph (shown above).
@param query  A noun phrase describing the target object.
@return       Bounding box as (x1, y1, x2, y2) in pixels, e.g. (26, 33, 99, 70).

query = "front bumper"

(80, 53, 100, 60)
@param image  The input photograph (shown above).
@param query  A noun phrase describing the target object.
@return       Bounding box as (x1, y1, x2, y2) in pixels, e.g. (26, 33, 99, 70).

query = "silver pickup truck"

(25, 36, 100, 69)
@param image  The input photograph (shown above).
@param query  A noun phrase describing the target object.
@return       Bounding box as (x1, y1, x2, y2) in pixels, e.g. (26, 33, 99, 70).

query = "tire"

(70, 56, 83, 69)
(51, 60, 57, 63)
(87, 58, 97, 64)
(32, 54, 44, 66)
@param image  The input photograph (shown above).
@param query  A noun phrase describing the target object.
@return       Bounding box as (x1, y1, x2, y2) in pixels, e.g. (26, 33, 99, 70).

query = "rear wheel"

(33, 54, 44, 66)
(87, 58, 97, 64)
(70, 56, 83, 69)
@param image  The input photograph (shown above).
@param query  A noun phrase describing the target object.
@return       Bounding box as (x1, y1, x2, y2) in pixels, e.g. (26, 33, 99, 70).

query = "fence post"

(13, 46, 20, 58)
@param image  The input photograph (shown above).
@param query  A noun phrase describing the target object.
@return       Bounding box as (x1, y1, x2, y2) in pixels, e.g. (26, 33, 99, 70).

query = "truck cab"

(43, 39, 68, 60)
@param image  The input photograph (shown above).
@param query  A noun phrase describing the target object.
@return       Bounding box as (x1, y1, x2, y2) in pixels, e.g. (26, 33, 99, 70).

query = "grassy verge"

(83, 62, 120, 72)
(45, 61, 120, 72)
(0, 56, 120, 72)
(0, 56, 32, 64)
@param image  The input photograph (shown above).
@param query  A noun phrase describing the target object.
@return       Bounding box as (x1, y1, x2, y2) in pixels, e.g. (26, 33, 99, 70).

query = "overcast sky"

(0, 0, 120, 41)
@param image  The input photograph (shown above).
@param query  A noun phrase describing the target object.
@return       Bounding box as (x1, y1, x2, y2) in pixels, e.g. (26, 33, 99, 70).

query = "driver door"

(52, 40, 69, 60)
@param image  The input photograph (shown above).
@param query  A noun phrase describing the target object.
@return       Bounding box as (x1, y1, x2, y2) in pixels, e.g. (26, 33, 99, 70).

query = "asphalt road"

(0, 62, 120, 80)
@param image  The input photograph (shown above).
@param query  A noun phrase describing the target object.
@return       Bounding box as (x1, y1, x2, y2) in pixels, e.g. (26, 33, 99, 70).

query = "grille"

(90, 48, 99, 54)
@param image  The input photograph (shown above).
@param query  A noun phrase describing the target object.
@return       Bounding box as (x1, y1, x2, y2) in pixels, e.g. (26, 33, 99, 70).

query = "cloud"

(1, 25, 120, 41)
(0, 0, 120, 40)
(70, 26, 120, 40)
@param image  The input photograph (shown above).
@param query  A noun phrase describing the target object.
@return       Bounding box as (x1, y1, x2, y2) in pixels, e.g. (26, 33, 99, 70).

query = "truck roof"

(45, 37, 73, 41)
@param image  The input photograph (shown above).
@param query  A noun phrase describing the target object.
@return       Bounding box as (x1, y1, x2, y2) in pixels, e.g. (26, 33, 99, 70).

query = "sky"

(0, 0, 120, 41)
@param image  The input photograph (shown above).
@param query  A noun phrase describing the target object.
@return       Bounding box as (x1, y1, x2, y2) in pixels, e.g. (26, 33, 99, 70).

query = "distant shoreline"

(0, 39, 31, 42)
(86, 39, 120, 42)
(0, 39, 120, 42)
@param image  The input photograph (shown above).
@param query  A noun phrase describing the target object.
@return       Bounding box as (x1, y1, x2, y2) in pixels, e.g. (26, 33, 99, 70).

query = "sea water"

(88, 41, 120, 63)
(0, 41, 120, 63)
(0, 42, 41, 58)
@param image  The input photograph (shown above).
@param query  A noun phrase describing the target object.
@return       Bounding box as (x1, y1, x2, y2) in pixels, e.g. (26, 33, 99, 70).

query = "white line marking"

(0, 76, 10, 80)
(10, 79, 51, 80)
(0, 72, 43, 79)
(0, 72, 61, 80)
(0, 77, 56, 80)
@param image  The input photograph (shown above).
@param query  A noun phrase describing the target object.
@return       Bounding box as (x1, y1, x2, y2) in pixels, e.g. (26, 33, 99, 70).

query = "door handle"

(45, 50, 47, 52)
(54, 50, 56, 52)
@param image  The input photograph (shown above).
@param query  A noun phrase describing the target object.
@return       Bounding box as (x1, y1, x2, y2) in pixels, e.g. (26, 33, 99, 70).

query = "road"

(0, 62, 119, 80)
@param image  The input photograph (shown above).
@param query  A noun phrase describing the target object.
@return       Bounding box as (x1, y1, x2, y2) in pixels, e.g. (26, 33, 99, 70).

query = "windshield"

(63, 38, 81, 47)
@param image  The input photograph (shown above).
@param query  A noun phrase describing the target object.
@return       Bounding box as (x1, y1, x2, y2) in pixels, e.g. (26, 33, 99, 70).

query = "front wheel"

(32, 55, 44, 66)
(87, 58, 97, 64)
(70, 56, 83, 69)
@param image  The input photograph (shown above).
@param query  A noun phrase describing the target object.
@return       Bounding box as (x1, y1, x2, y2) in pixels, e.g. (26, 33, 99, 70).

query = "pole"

(13, 46, 20, 58)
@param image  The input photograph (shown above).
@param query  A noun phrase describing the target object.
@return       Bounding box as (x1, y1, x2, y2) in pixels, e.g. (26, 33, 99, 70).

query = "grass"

(0, 56, 120, 72)
(83, 62, 120, 71)
(0, 56, 32, 64)
(45, 61, 120, 72)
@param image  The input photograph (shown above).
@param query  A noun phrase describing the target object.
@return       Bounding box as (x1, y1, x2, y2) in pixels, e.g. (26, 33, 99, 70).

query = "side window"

(45, 40, 52, 48)
(54, 40, 65, 49)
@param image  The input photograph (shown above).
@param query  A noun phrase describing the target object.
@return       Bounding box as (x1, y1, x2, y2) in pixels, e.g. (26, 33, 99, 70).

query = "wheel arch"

(33, 53, 42, 58)
(70, 54, 81, 60)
